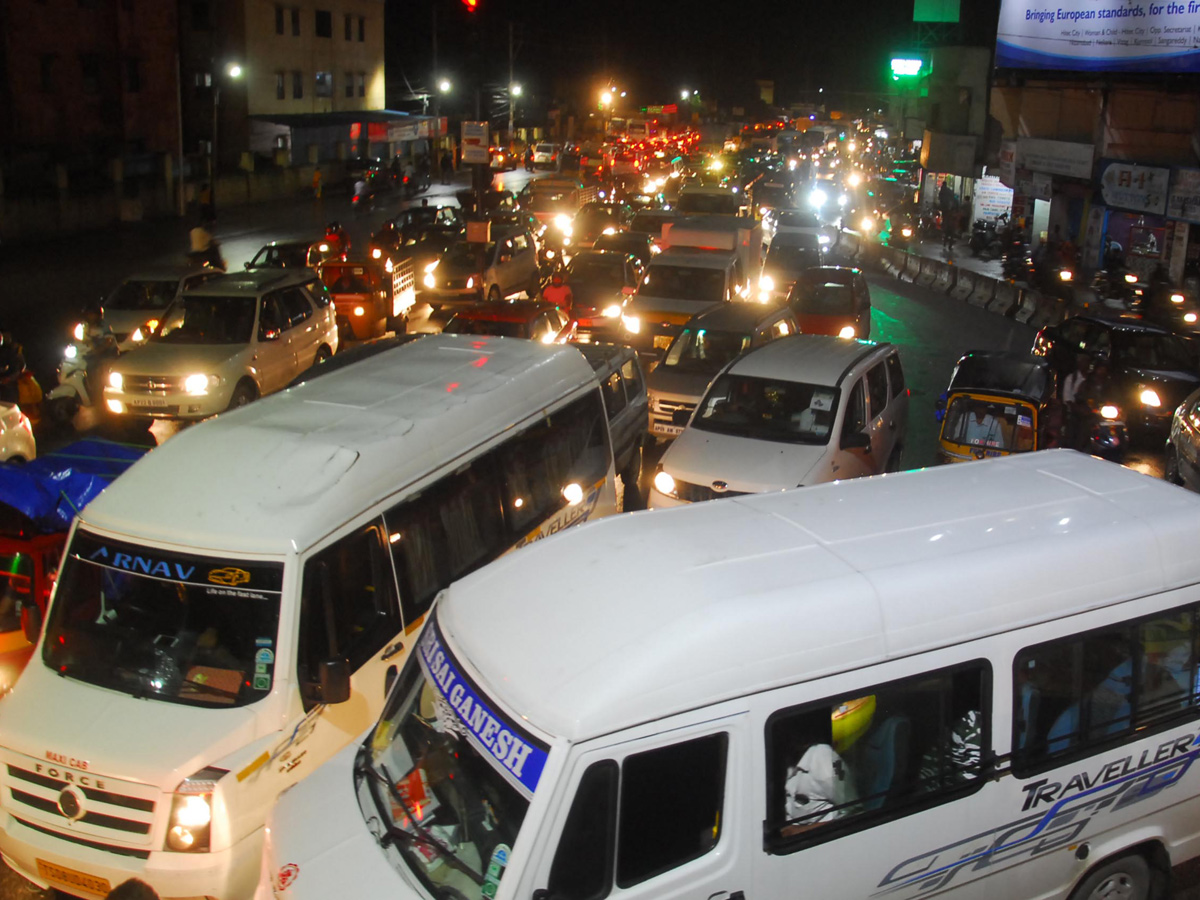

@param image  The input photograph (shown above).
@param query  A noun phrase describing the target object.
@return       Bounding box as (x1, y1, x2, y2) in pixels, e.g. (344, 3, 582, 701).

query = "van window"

(621, 357, 644, 401)
(299, 522, 399, 702)
(547, 761, 618, 900)
(600, 371, 627, 418)
(866, 363, 889, 417)
(764, 663, 988, 852)
(840, 380, 867, 439)
(886, 353, 906, 399)
(512, 233, 530, 253)
(280, 288, 313, 326)
(1013, 606, 1197, 772)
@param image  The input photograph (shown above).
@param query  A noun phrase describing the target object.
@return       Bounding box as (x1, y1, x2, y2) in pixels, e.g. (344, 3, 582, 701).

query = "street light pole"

(208, 62, 242, 220)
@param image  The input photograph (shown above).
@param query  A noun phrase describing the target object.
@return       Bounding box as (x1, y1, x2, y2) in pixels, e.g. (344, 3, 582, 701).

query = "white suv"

(649, 335, 908, 507)
(103, 270, 338, 420)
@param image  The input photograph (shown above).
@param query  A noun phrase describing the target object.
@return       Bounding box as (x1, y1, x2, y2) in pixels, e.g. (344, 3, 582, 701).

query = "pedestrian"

(440, 149, 453, 184)
(312, 166, 323, 199)
(197, 182, 214, 220)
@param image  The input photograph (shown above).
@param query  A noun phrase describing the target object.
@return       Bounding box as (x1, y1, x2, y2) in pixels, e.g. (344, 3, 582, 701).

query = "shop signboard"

(1098, 159, 1170, 215)
(1167, 168, 1200, 223)
(461, 121, 489, 165)
(1017, 172, 1053, 201)
(998, 140, 1018, 187)
(1016, 138, 1093, 180)
(997, 0, 1200, 73)
(388, 122, 420, 142)
(973, 175, 1015, 222)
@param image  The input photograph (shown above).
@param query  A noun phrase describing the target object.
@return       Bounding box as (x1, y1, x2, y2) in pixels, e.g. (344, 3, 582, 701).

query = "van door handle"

(382, 641, 405, 661)
(708, 892, 745, 900)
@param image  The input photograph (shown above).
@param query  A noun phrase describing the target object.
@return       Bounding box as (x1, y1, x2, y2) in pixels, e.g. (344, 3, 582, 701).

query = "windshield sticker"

(482, 844, 511, 899)
(811, 390, 835, 412)
(1017, 414, 1032, 427)
(417, 622, 549, 798)
(71, 531, 283, 594)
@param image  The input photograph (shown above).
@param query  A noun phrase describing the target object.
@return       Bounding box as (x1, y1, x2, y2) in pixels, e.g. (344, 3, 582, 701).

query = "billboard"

(913, 0, 960, 23)
(997, 0, 1200, 72)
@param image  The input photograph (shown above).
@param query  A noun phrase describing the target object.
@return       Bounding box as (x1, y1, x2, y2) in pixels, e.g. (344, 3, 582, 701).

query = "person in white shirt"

(1062, 353, 1090, 404)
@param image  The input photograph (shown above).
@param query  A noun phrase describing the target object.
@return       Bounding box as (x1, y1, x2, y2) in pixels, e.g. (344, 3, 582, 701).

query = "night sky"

(386, 0, 1001, 115)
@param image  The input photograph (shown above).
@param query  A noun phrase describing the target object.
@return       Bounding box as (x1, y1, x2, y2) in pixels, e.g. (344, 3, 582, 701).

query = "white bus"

(0, 334, 617, 900)
(266, 450, 1200, 900)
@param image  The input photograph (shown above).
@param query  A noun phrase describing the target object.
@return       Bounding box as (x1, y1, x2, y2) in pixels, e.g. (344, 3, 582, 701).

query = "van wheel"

(621, 441, 645, 510)
(1069, 854, 1150, 900)
(46, 395, 80, 426)
(228, 380, 258, 411)
(487, 285, 502, 303)
(315, 344, 333, 362)
(1165, 447, 1184, 486)
(886, 447, 903, 474)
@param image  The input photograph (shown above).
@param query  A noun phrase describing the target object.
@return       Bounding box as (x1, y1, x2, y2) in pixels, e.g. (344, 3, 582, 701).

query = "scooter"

(1081, 399, 1127, 462)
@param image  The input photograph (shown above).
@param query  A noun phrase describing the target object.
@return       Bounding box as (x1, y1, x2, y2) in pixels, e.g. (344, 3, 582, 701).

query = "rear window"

(642, 265, 725, 303)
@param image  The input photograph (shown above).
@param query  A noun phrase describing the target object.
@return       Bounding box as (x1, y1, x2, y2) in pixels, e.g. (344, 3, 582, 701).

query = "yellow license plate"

(37, 859, 111, 896)
(653, 334, 673, 350)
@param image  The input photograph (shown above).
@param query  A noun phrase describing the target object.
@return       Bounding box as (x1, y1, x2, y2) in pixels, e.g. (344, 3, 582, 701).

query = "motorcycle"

(1091, 267, 1144, 311)
(44, 339, 112, 426)
(1080, 398, 1127, 462)
(186, 240, 226, 272)
(0, 338, 43, 429)
(969, 213, 1007, 259)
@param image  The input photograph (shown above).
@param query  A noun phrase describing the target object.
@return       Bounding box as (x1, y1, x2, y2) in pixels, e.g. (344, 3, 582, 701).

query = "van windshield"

(642, 265, 725, 302)
(108, 279, 179, 311)
(356, 619, 546, 900)
(43, 530, 282, 708)
(694, 373, 839, 444)
(155, 296, 257, 345)
(663, 328, 751, 374)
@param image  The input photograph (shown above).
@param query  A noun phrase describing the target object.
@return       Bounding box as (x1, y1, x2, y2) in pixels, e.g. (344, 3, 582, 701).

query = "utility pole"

(507, 22, 515, 145)
(432, 4, 440, 177)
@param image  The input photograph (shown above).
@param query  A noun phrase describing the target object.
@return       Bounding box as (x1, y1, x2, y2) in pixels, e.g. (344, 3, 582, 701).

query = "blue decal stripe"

(996, 40, 1200, 73)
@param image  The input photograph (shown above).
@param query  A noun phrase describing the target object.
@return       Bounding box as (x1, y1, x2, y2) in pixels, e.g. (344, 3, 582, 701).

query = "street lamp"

(439, 78, 452, 93)
(208, 60, 242, 217)
(681, 89, 690, 101)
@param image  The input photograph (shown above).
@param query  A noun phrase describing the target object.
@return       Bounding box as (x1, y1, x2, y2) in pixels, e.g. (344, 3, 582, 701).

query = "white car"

(532, 142, 560, 168)
(769, 209, 831, 251)
(101, 267, 220, 351)
(650, 335, 908, 507)
(103, 269, 338, 420)
(0, 403, 35, 462)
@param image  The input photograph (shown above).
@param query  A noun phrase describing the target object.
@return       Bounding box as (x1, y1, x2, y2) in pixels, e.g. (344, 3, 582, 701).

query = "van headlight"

(108, 372, 124, 391)
(1140, 388, 1162, 408)
(184, 373, 217, 395)
(555, 214, 572, 234)
(165, 768, 225, 853)
(73, 322, 85, 342)
(602, 304, 622, 318)
(621, 314, 642, 334)
(64, 344, 78, 360)
(759, 275, 775, 292)
(653, 470, 677, 496)
(838, 325, 856, 339)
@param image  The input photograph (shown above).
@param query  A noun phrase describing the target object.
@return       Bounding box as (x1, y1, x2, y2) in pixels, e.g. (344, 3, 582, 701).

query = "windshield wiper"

(354, 751, 484, 886)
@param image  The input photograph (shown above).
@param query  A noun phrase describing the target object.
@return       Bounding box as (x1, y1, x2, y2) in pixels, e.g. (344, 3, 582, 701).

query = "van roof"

(80, 335, 597, 556)
(683, 302, 788, 331)
(186, 269, 315, 296)
(439, 451, 1200, 741)
(651, 248, 736, 269)
(728, 334, 887, 385)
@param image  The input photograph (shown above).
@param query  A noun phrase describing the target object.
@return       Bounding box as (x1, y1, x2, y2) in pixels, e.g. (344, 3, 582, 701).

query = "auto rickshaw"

(934, 352, 1060, 464)
(318, 257, 416, 340)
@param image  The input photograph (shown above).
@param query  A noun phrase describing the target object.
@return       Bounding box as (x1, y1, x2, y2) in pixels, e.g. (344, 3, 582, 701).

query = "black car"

(1033, 314, 1200, 434)
(245, 239, 321, 270)
(593, 231, 657, 269)
(562, 250, 642, 341)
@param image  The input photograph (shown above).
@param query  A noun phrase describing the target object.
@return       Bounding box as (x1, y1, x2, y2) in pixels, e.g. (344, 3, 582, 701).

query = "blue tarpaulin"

(0, 440, 147, 533)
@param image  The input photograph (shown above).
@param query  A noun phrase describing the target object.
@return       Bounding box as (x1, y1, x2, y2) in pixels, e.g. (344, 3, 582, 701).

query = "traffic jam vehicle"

(317, 258, 416, 340)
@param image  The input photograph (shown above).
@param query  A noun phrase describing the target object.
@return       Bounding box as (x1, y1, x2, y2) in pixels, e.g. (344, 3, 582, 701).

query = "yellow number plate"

(36, 859, 111, 897)
(652, 334, 673, 350)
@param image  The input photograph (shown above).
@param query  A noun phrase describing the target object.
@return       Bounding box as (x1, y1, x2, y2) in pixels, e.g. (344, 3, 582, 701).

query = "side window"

(600, 371, 627, 418)
(886, 353, 906, 400)
(306, 281, 332, 308)
(866, 363, 889, 418)
(840, 380, 867, 440)
(771, 318, 793, 339)
(621, 357, 644, 402)
(1013, 607, 1197, 772)
(732, 258, 745, 290)
(1057, 319, 1087, 350)
(384, 456, 506, 627)
(298, 521, 400, 704)
(260, 295, 286, 335)
(765, 663, 988, 851)
(512, 233, 529, 253)
(547, 761, 618, 900)
(281, 287, 313, 326)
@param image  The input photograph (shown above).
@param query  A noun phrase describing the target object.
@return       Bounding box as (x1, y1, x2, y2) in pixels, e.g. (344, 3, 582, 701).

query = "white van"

(263, 450, 1200, 900)
(0, 335, 617, 900)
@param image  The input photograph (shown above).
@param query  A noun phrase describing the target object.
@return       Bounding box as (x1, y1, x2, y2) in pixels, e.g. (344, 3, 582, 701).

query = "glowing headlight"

(562, 482, 584, 505)
(819, 234, 832, 245)
(709, 160, 724, 172)
(1141, 388, 1162, 407)
(423, 273, 437, 289)
(1124, 273, 1139, 284)
(1058, 269, 1074, 282)
(838, 325, 856, 339)
(1171, 293, 1185, 304)
(860, 216, 876, 232)
(621, 314, 642, 334)
(466, 277, 475, 289)
(106, 399, 124, 414)
(64, 344, 78, 360)
(131, 328, 146, 343)
(759, 275, 776, 292)
(371, 248, 382, 259)
(1100, 405, 1120, 420)
(788, 159, 798, 171)
(602, 304, 622, 318)
(1186, 312, 1198, 324)
(810, 189, 827, 209)
(653, 470, 677, 496)
(562, 236, 572, 246)
(318, 243, 329, 252)
(184, 373, 214, 395)
(353, 306, 365, 317)
(165, 768, 224, 853)
(555, 214, 572, 232)
(545, 250, 556, 259)
(73, 322, 85, 342)
(424, 260, 440, 274)
(602, 226, 616, 235)
(108, 372, 123, 391)
(838, 194, 848, 208)
(848, 172, 862, 187)
(385, 259, 394, 273)
(900, 226, 913, 238)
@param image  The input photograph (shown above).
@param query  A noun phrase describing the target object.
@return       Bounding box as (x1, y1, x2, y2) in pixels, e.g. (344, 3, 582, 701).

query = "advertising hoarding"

(997, 0, 1200, 73)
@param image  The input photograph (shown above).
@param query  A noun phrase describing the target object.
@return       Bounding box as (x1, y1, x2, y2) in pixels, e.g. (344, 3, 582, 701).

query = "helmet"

(326, 221, 341, 232)
(551, 273, 564, 285)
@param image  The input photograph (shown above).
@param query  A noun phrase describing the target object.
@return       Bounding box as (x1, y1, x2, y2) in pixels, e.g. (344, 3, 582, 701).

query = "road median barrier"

(1014, 290, 1040, 325)
(916, 258, 939, 288)
(988, 281, 1021, 316)
(950, 269, 976, 301)
(932, 263, 955, 294)
(968, 277, 996, 308)
(901, 253, 922, 283)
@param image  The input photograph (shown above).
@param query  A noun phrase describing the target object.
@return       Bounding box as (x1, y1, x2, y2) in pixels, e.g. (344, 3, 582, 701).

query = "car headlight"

(423, 259, 440, 274)
(900, 226, 913, 238)
(602, 226, 616, 235)
(562, 482, 584, 505)
(1141, 388, 1162, 407)
(1058, 269, 1074, 282)
(759, 275, 775, 292)
(108, 371, 123, 391)
(423, 272, 437, 289)
(353, 306, 365, 317)
(653, 470, 677, 496)
(318, 243, 330, 252)
(1124, 273, 1139, 284)
(810, 189, 827, 209)
(838, 325, 856, 338)
(1186, 312, 1198, 324)
(602, 304, 622, 318)
(165, 767, 225, 853)
(64, 344, 78, 360)
(860, 216, 876, 232)
(621, 314, 642, 334)
(466, 276, 475, 289)
(184, 373, 217, 396)
(371, 247, 382, 259)
(555, 214, 572, 233)
(819, 234, 832, 245)
(1171, 293, 1185, 304)
(1100, 405, 1120, 420)
(73, 322, 85, 342)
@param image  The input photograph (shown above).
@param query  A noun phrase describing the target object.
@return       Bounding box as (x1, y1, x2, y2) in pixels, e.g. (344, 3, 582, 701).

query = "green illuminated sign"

(891, 58, 924, 79)
(913, 0, 960, 23)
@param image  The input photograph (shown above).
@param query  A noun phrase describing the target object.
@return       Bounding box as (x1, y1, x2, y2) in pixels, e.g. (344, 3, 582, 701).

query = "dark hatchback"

(1033, 314, 1200, 433)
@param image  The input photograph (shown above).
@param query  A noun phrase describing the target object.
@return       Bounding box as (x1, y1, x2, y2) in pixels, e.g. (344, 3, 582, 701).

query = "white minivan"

(650, 335, 908, 506)
(0, 335, 617, 900)
(263, 450, 1200, 900)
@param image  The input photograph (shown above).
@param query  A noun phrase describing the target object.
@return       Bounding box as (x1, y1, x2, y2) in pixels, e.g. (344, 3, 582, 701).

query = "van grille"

(672, 479, 750, 503)
(121, 374, 182, 394)
(2, 753, 159, 849)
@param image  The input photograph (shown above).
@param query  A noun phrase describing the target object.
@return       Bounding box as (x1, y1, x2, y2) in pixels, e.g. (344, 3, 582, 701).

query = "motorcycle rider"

(80, 301, 117, 402)
(324, 221, 349, 258)
(541, 272, 573, 312)
(188, 219, 225, 271)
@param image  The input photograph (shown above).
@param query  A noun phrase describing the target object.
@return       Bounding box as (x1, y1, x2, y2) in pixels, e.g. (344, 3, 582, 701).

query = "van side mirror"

(319, 658, 352, 704)
(842, 431, 871, 451)
(22, 605, 43, 644)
